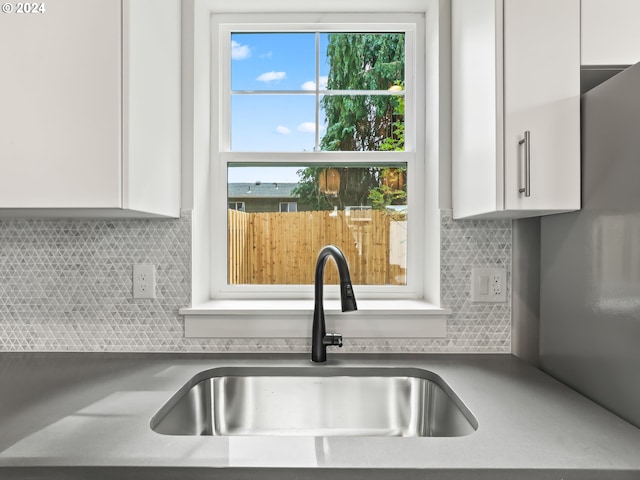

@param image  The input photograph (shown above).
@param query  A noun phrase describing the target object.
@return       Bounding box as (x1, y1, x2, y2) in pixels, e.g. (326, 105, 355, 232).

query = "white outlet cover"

(133, 264, 156, 299)
(471, 267, 507, 303)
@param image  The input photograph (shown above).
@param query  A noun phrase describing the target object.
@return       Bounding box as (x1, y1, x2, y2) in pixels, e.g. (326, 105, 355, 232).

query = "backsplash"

(0, 210, 510, 353)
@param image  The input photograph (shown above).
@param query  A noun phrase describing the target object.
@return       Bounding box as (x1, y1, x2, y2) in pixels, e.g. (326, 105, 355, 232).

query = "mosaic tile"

(0, 209, 511, 353)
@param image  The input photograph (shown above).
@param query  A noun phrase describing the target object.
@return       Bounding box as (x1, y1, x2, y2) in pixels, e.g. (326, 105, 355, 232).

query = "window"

(183, 1, 447, 338)
(228, 202, 245, 211)
(213, 13, 425, 297)
(279, 202, 298, 213)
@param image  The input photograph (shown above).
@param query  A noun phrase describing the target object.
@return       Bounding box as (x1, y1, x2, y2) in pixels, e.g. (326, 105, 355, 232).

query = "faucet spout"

(312, 245, 357, 363)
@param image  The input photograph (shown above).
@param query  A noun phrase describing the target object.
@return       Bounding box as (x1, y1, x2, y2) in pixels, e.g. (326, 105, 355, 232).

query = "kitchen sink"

(150, 367, 477, 437)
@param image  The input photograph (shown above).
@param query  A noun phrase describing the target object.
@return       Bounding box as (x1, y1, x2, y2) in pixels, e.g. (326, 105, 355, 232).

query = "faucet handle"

(323, 333, 343, 348)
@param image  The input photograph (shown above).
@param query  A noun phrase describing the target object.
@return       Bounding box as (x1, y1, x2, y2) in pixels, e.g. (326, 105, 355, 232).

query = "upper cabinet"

(582, 0, 640, 66)
(0, 0, 181, 218)
(452, 0, 581, 220)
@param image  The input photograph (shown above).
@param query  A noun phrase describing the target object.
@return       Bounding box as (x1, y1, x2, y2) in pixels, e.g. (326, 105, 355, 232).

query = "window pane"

(231, 33, 316, 91)
(323, 33, 405, 91)
(227, 165, 408, 286)
(231, 95, 317, 151)
(320, 94, 405, 151)
(279, 202, 298, 213)
(229, 32, 407, 153)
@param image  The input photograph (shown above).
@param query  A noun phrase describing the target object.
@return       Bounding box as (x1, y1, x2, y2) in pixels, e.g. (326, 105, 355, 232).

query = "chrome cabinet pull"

(519, 130, 531, 197)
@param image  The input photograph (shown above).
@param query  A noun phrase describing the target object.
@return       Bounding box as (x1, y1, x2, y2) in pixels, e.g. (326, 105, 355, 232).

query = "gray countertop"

(0, 353, 639, 479)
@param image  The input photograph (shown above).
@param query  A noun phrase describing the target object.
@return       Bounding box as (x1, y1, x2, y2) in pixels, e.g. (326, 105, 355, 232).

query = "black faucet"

(311, 245, 357, 363)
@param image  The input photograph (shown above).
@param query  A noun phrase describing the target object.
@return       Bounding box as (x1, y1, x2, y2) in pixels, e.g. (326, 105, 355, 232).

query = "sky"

(230, 33, 330, 154)
(226, 32, 404, 184)
(228, 165, 302, 184)
(228, 33, 332, 183)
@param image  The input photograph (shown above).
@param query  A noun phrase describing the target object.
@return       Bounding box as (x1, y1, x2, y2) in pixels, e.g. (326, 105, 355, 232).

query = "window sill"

(180, 300, 451, 338)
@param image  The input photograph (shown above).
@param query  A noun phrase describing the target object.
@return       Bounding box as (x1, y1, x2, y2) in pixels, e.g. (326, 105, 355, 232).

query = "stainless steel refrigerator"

(540, 62, 640, 428)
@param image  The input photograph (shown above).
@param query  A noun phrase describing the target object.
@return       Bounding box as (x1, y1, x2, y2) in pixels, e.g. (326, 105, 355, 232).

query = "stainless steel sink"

(150, 367, 477, 437)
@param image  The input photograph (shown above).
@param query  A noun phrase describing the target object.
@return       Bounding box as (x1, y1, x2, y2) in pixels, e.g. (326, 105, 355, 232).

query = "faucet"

(311, 245, 358, 363)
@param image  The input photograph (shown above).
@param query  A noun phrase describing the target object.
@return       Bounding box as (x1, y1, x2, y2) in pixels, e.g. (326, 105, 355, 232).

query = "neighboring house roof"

(227, 182, 299, 199)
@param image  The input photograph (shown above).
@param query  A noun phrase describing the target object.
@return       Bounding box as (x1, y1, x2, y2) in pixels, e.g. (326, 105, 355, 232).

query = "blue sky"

(230, 33, 330, 155)
(226, 32, 404, 184)
(228, 165, 302, 184)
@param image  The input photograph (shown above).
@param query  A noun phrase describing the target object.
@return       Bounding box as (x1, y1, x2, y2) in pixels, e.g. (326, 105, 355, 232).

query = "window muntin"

(213, 15, 423, 298)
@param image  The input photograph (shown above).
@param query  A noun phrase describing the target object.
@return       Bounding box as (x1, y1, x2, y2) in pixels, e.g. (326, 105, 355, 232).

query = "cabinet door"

(503, 0, 580, 212)
(452, 0, 503, 219)
(0, 0, 122, 208)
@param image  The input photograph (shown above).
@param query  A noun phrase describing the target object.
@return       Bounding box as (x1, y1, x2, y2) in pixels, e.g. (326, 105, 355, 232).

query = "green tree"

(379, 95, 405, 152)
(293, 167, 381, 210)
(293, 167, 332, 211)
(321, 33, 404, 152)
(368, 96, 406, 209)
(294, 33, 406, 210)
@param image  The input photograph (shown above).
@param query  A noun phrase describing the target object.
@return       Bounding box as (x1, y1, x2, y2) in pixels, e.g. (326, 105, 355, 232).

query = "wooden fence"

(228, 209, 406, 285)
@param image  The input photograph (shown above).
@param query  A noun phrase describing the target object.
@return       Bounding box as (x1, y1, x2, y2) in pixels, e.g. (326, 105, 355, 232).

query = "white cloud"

(301, 81, 316, 91)
(275, 125, 291, 135)
(297, 122, 317, 133)
(301, 76, 329, 91)
(231, 41, 251, 60)
(256, 71, 287, 83)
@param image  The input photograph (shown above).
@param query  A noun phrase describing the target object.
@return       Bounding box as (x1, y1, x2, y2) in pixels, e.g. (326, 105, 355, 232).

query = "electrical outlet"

(471, 267, 507, 303)
(133, 264, 156, 299)
(492, 273, 502, 296)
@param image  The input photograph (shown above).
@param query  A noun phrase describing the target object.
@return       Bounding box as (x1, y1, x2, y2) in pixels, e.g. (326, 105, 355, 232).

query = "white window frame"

(228, 201, 245, 211)
(181, 0, 449, 338)
(212, 14, 423, 300)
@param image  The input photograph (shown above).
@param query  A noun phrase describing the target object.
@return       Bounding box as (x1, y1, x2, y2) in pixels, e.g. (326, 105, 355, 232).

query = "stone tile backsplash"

(0, 210, 510, 353)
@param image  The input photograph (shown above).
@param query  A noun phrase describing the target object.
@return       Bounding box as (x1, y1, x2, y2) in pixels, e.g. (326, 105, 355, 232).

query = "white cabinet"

(581, 0, 640, 66)
(0, 0, 181, 218)
(452, 0, 581, 219)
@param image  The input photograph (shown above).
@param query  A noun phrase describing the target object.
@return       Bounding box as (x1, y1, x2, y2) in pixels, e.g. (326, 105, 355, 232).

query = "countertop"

(0, 353, 639, 479)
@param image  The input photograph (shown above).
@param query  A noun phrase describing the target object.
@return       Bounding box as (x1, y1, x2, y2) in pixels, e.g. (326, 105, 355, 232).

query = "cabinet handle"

(518, 131, 531, 197)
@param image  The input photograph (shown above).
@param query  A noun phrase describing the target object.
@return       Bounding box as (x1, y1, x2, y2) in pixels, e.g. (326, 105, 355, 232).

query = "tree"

(293, 167, 381, 210)
(294, 33, 406, 210)
(321, 33, 404, 152)
(379, 95, 405, 152)
(368, 96, 406, 209)
(293, 167, 332, 211)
